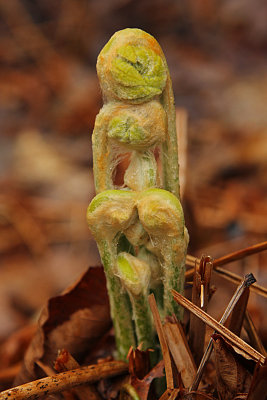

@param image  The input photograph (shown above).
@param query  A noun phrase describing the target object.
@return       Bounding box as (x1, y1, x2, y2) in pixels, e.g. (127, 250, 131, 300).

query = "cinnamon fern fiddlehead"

(87, 28, 188, 360)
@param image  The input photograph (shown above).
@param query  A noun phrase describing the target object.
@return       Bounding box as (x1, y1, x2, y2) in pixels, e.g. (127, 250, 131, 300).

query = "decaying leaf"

(15, 266, 111, 385)
(128, 347, 151, 380)
(130, 360, 165, 400)
(182, 391, 216, 399)
(212, 334, 253, 400)
(54, 349, 101, 400)
(247, 359, 267, 400)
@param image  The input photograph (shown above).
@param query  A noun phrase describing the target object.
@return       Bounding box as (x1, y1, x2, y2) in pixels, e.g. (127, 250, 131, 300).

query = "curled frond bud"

(116, 252, 155, 351)
(107, 101, 166, 150)
(137, 188, 185, 237)
(124, 219, 149, 246)
(138, 247, 162, 289)
(87, 190, 137, 239)
(116, 252, 151, 296)
(97, 29, 167, 103)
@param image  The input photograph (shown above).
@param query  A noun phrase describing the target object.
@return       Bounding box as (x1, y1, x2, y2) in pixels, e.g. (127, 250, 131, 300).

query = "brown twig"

(172, 290, 266, 365)
(164, 321, 196, 388)
(225, 287, 249, 336)
(244, 311, 267, 357)
(213, 241, 267, 267)
(0, 360, 128, 400)
(186, 240, 267, 271)
(185, 243, 267, 299)
(186, 254, 199, 268)
(214, 266, 267, 298)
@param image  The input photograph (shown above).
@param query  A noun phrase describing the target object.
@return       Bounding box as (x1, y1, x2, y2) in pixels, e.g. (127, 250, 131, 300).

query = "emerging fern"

(87, 28, 188, 360)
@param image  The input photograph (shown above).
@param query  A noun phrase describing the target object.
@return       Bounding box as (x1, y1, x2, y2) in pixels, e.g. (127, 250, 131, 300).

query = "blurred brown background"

(0, 1, 266, 346)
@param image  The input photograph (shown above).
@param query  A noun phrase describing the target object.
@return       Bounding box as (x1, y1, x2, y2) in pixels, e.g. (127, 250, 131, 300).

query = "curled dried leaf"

(15, 267, 111, 385)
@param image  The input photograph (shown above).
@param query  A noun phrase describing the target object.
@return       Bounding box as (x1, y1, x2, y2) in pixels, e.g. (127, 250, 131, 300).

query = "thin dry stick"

(186, 255, 198, 268)
(186, 240, 267, 265)
(244, 311, 267, 357)
(171, 290, 266, 365)
(226, 287, 249, 336)
(164, 322, 196, 388)
(190, 273, 256, 392)
(186, 240, 267, 275)
(213, 241, 267, 267)
(0, 360, 128, 400)
(214, 267, 267, 298)
(148, 293, 174, 389)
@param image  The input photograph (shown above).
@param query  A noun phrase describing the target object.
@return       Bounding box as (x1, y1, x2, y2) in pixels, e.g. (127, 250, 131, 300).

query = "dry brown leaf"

(130, 360, 165, 400)
(54, 349, 101, 400)
(183, 392, 216, 399)
(15, 266, 111, 385)
(213, 334, 253, 400)
(160, 388, 216, 400)
(128, 346, 151, 380)
(247, 359, 267, 400)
